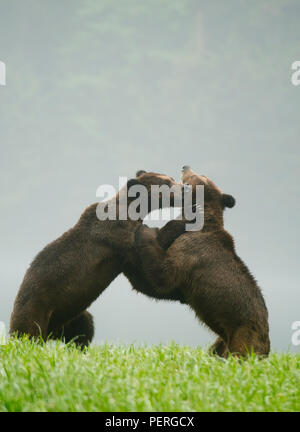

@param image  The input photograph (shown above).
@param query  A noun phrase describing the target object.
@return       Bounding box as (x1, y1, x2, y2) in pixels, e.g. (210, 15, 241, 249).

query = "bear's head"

(181, 165, 235, 228)
(125, 170, 183, 215)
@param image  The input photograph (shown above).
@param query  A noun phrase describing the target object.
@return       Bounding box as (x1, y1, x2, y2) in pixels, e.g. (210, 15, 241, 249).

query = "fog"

(0, 0, 299, 352)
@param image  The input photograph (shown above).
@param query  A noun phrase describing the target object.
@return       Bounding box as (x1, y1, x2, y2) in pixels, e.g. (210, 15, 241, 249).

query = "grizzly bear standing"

(128, 167, 270, 357)
(10, 171, 183, 347)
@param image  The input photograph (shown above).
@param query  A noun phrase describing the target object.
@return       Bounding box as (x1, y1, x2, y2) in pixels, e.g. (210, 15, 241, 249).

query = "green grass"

(0, 337, 299, 412)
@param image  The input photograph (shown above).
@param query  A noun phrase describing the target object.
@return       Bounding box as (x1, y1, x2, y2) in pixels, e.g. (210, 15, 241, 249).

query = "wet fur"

(124, 169, 270, 358)
(10, 172, 182, 347)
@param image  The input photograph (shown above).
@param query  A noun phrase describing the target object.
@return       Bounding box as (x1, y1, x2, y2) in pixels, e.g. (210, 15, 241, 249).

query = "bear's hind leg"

(208, 337, 228, 358)
(49, 311, 94, 349)
(10, 301, 51, 341)
(190, 300, 230, 358)
(228, 326, 270, 358)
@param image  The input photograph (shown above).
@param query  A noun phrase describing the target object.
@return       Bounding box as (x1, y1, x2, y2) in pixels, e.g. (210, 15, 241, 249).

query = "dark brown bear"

(127, 167, 270, 358)
(10, 171, 183, 347)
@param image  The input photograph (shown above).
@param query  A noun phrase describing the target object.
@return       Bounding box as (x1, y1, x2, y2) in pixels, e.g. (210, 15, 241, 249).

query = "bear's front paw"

(157, 220, 186, 250)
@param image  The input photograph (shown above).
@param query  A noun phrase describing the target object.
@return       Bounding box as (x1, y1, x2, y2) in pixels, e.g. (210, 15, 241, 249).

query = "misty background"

(0, 0, 299, 352)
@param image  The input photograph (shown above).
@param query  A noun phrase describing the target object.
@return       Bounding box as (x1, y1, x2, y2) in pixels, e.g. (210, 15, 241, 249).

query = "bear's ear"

(136, 170, 147, 178)
(221, 194, 236, 208)
(127, 178, 142, 189)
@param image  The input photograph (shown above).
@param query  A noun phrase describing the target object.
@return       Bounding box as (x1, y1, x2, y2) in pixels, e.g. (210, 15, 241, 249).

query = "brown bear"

(10, 171, 183, 347)
(125, 166, 270, 358)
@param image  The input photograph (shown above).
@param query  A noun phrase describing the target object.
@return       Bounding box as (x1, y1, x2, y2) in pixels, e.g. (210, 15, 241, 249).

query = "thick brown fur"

(10, 171, 183, 347)
(125, 167, 270, 358)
